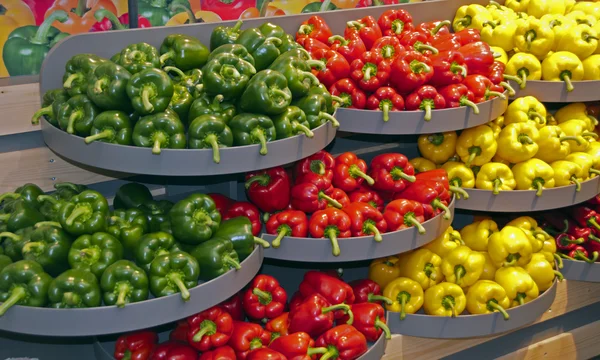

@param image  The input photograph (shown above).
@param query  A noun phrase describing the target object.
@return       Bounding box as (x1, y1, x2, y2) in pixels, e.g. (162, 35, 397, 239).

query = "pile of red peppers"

(295, 11, 511, 121)
(114, 271, 392, 360)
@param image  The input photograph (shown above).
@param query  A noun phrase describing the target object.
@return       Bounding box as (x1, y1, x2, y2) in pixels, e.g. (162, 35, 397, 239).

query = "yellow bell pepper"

(481, 19, 518, 52)
(565, 152, 600, 179)
(397, 249, 443, 290)
(491, 154, 514, 167)
(565, 10, 597, 28)
(486, 122, 502, 140)
(456, 125, 498, 167)
(504, 96, 547, 129)
(535, 126, 575, 163)
(542, 51, 584, 92)
(555, 24, 599, 60)
(369, 256, 401, 289)
(515, 18, 555, 60)
(511, 158, 556, 196)
(505, 0, 529, 13)
(491, 47, 509, 64)
(409, 157, 436, 174)
(559, 119, 597, 151)
(417, 132, 457, 165)
(424, 227, 463, 258)
(555, 103, 598, 131)
(506, 216, 547, 252)
(487, 1, 516, 21)
(571, 2, 600, 21)
(583, 54, 600, 79)
(527, 0, 566, 19)
(496, 123, 540, 163)
(541, 236, 563, 269)
(540, 14, 577, 51)
(551, 160, 583, 191)
(505, 53, 542, 89)
(466, 280, 511, 320)
(423, 282, 466, 317)
(441, 161, 475, 193)
(586, 141, 600, 159)
(441, 246, 486, 288)
(460, 219, 499, 251)
(453, 5, 493, 32)
(479, 252, 498, 281)
(383, 277, 424, 320)
(488, 226, 533, 267)
(495, 266, 540, 307)
(526, 253, 563, 291)
(476, 163, 517, 194)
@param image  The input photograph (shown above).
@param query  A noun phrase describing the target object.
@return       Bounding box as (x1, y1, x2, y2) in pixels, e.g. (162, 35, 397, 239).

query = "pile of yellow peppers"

(453, 1, 600, 92)
(368, 217, 562, 319)
(411, 97, 600, 196)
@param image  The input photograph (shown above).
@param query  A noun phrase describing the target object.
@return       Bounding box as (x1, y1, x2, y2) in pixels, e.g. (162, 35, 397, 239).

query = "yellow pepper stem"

(504, 253, 520, 267)
(487, 300, 509, 320)
(449, 183, 470, 200)
(518, 133, 534, 145)
(397, 291, 410, 320)
(583, 132, 599, 139)
(518, 69, 528, 90)
(532, 229, 549, 239)
(503, 74, 522, 86)
(375, 317, 392, 339)
(492, 178, 503, 195)
(560, 135, 582, 145)
(533, 180, 544, 197)
(442, 295, 457, 317)
(553, 253, 564, 269)
(528, 111, 545, 125)
(587, 115, 598, 127)
(554, 270, 564, 282)
(368, 293, 393, 305)
(499, 81, 516, 97)
(570, 176, 582, 192)
(449, 232, 465, 245)
(454, 265, 466, 286)
(516, 293, 526, 306)
(465, 147, 481, 167)
(560, 71, 575, 92)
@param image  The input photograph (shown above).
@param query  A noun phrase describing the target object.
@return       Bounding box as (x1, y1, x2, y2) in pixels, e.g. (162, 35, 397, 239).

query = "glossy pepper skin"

(265, 312, 289, 339)
(389, 51, 433, 94)
(456, 125, 498, 167)
(526, 253, 562, 292)
(0, 200, 44, 233)
(57, 94, 100, 136)
(340, 302, 391, 341)
(396, 181, 451, 220)
(441, 246, 486, 288)
(397, 249, 442, 290)
(199, 346, 236, 360)
(496, 123, 540, 164)
(266, 210, 308, 248)
(333, 152, 374, 192)
(329, 32, 367, 64)
(240, 69, 292, 115)
(366, 87, 405, 123)
(126, 68, 174, 115)
(100, 260, 148, 307)
(343, 202, 387, 242)
(315, 324, 368, 360)
(406, 85, 446, 122)
(168, 85, 193, 121)
(466, 280, 510, 320)
(423, 282, 466, 317)
(495, 266, 539, 307)
(229, 113, 277, 156)
(134, 232, 178, 272)
(148, 341, 197, 360)
(149, 251, 199, 301)
(106, 208, 149, 258)
(369, 153, 416, 193)
(299, 270, 356, 310)
(86, 61, 132, 111)
(512, 159, 556, 196)
(245, 167, 291, 214)
(190, 237, 241, 280)
(542, 52, 584, 92)
(308, 208, 351, 257)
(378, 9, 414, 36)
(21, 223, 71, 276)
(114, 331, 158, 360)
(288, 293, 353, 338)
(345, 16, 383, 50)
(488, 226, 533, 268)
(0, 227, 34, 262)
(68, 232, 123, 279)
(211, 21, 243, 50)
(84, 110, 132, 145)
(32, 89, 69, 126)
(349, 51, 391, 93)
(350, 279, 392, 306)
(48, 268, 101, 308)
(463, 74, 506, 103)
(223, 202, 262, 237)
(383, 277, 424, 320)
(269, 57, 321, 100)
(291, 183, 342, 213)
(311, 49, 351, 89)
(220, 292, 244, 321)
(202, 53, 257, 101)
(1, 183, 43, 211)
(460, 219, 498, 252)
(0, 260, 52, 316)
(116, 42, 161, 75)
(139, 200, 174, 233)
(227, 321, 272, 360)
(383, 199, 426, 234)
(293, 92, 340, 129)
(169, 193, 221, 245)
(188, 95, 237, 128)
(329, 78, 367, 109)
(133, 110, 187, 152)
(272, 106, 314, 139)
(297, 16, 333, 44)
(242, 274, 287, 322)
(187, 305, 234, 351)
(349, 188, 384, 212)
(58, 190, 108, 236)
(429, 51, 467, 88)
(418, 132, 458, 165)
(269, 331, 327, 359)
(159, 34, 209, 71)
(188, 114, 233, 164)
(62, 54, 107, 97)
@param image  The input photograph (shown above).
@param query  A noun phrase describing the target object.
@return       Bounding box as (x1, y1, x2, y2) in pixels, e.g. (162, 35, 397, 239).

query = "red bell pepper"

(187, 306, 234, 352)
(329, 33, 367, 64)
(329, 188, 351, 209)
(219, 292, 245, 321)
(198, 346, 236, 360)
(339, 303, 391, 342)
(296, 16, 333, 44)
(377, 9, 414, 37)
(439, 84, 480, 114)
(371, 36, 405, 61)
(584, 234, 600, 261)
(91, 10, 151, 31)
(350, 52, 391, 92)
(299, 271, 355, 307)
(169, 321, 189, 343)
(396, 181, 451, 220)
(345, 16, 383, 50)
(431, 33, 462, 52)
(288, 293, 353, 338)
(298, 37, 331, 54)
(369, 153, 416, 192)
(588, 195, 600, 206)
(202, 0, 254, 20)
(383, 199, 426, 234)
(463, 74, 506, 103)
(415, 169, 455, 196)
(348, 188, 384, 212)
(475, 61, 517, 96)
(342, 202, 387, 241)
(245, 167, 291, 213)
(227, 321, 271, 360)
(246, 348, 287, 360)
(314, 325, 368, 360)
(269, 332, 329, 360)
(265, 312, 289, 339)
(356, 0, 373, 7)
(563, 246, 599, 263)
(114, 331, 158, 360)
(308, 208, 352, 256)
(390, 51, 433, 94)
(296, 150, 335, 178)
(208, 193, 235, 217)
(329, 78, 367, 109)
(149, 342, 197, 360)
(242, 275, 287, 322)
(349, 279, 392, 305)
(289, 291, 305, 312)
(223, 201, 262, 237)
(22, 0, 53, 26)
(416, 20, 452, 40)
(332, 152, 375, 192)
(569, 223, 600, 243)
(399, 31, 439, 55)
(429, 51, 468, 87)
(554, 232, 585, 252)
(311, 49, 351, 88)
(454, 28, 481, 46)
(291, 183, 342, 213)
(457, 42, 494, 77)
(570, 207, 600, 231)
(266, 210, 308, 248)
(366, 87, 405, 122)
(405, 85, 447, 122)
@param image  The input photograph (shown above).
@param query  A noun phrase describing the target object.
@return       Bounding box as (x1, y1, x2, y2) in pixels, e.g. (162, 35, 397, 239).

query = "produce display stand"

(561, 260, 600, 283)
(508, 80, 600, 103)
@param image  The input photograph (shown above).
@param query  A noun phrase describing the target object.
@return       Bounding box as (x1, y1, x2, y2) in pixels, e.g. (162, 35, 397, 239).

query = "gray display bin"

(561, 259, 600, 283)
(509, 80, 600, 103)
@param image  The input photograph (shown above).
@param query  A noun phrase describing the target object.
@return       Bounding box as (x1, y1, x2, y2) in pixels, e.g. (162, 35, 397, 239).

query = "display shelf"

(385, 280, 557, 339)
(454, 177, 600, 212)
(508, 80, 600, 103)
(0, 247, 263, 337)
(40, 119, 335, 176)
(561, 259, 600, 283)
(335, 96, 508, 135)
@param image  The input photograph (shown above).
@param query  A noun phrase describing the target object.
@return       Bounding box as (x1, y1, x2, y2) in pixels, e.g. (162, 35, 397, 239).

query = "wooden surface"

(0, 82, 40, 136)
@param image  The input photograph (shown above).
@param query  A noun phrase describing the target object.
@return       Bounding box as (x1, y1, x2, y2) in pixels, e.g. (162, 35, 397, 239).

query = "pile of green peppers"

(33, 21, 340, 164)
(0, 182, 268, 315)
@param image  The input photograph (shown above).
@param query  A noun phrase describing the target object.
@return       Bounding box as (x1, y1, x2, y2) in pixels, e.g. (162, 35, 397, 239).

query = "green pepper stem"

(554, 270, 564, 281)
(307, 348, 329, 356)
(65, 207, 89, 226)
(499, 81, 516, 97)
(224, 255, 242, 270)
(66, 111, 82, 134)
(381, 101, 390, 122)
(0, 193, 20, 204)
(0, 214, 10, 221)
(487, 90, 506, 99)
(375, 317, 392, 339)
(31, 106, 52, 125)
(250, 128, 268, 156)
(164, 66, 186, 80)
(488, 300, 509, 320)
(270, 89, 291, 101)
(253, 236, 270, 248)
(63, 73, 81, 89)
(0, 287, 26, 316)
(518, 69, 528, 89)
(432, 199, 451, 220)
(503, 74, 522, 84)
(534, 181, 543, 197)
(116, 283, 130, 308)
(492, 178, 502, 195)
(306, 60, 325, 70)
(319, 112, 340, 127)
(152, 138, 162, 155)
(169, 274, 191, 301)
(271, 227, 288, 248)
(368, 293, 393, 305)
(326, 228, 341, 257)
(449, 185, 469, 199)
(365, 223, 383, 242)
(319, 192, 342, 209)
(31, 10, 68, 45)
(562, 74, 574, 92)
(405, 215, 426, 234)
(34, 221, 62, 228)
(93, 78, 109, 94)
(322, 303, 353, 324)
(141, 87, 154, 113)
(94, 9, 126, 30)
(264, 37, 282, 46)
(0, 232, 20, 241)
(21, 241, 45, 255)
(292, 121, 314, 138)
(204, 134, 221, 164)
(84, 130, 114, 144)
(399, 292, 408, 320)
(554, 253, 564, 269)
(301, 71, 319, 86)
(159, 51, 174, 66)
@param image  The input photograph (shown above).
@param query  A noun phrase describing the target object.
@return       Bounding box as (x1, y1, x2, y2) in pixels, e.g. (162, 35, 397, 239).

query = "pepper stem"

(271, 227, 288, 248)
(365, 223, 382, 242)
(326, 228, 341, 256)
(306, 60, 325, 70)
(254, 236, 270, 248)
(503, 74, 522, 85)
(63, 73, 81, 89)
(562, 73, 574, 92)
(152, 132, 166, 155)
(94, 9, 127, 30)
(0, 193, 20, 203)
(35, 221, 62, 228)
(21, 241, 45, 255)
(319, 192, 342, 209)
(0, 287, 26, 316)
(204, 134, 221, 164)
(554, 270, 564, 281)
(487, 90, 506, 99)
(349, 165, 375, 185)
(264, 37, 282, 46)
(116, 283, 130, 308)
(93, 78, 109, 94)
(319, 112, 340, 127)
(554, 253, 564, 269)
(141, 87, 154, 113)
(328, 35, 347, 45)
(432, 199, 451, 220)
(84, 130, 114, 144)
(192, 320, 216, 342)
(488, 301, 509, 320)
(449, 185, 469, 199)
(492, 178, 502, 195)
(168, 273, 190, 301)
(251, 128, 268, 156)
(368, 293, 393, 305)
(31, 10, 68, 45)
(588, 115, 599, 127)
(518, 69, 528, 89)
(31, 106, 52, 125)
(292, 121, 314, 138)
(583, 131, 599, 139)
(322, 303, 353, 324)
(560, 135, 582, 145)
(532, 229, 549, 239)
(455, 265, 466, 286)
(442, 296, 457, 317)
(499, 81, 516, 97)
(570, 176, 582, 191)
(466, 151, 478, 167)
(223, 255, 242, 270)
(301, 71, 319, 86)
(320, 349, 340, 360)
(405, 214, 426, 234)
(391, 167, 416, 183)
(245, 174, 270, 189)
(65, 207, 89, 226)
(382, 101, 390, 122)
(0, 214, 10, 222)
(375, 317, 392, 339)
(0, 232, 20, 241)
(307, 348, 328, 356)
(399, 292, 408, 320)
(159, 51, 174, 66)
(534, 181, 543, 197)
(163, 66, 186, 79)
(66, 111, 81, 134)
(270, 89, 291, 101)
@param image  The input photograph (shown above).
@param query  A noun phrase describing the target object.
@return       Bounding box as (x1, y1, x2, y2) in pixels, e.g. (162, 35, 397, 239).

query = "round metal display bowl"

(508, 80, 600, 102)
(561, 259, 600, 283)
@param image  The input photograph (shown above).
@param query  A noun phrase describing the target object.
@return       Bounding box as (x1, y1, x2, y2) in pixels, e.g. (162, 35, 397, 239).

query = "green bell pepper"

(302, 1, 337, 12)
(270, 57, 320, 99)
(139, 200, 174, 233)
(164, 66, 203, 97)
(38, 195, 63, 221)
(0, 260, 52, 315)
(293, 93, 340, 129)
(32, 89, 69, 126)
(117, 43, 161, 74)
(100, 260, 149, 307)
(132, 112, 186, 155)
(190, 238, 241, 281)
(149, 251, 199, 301)
(160, 34, 210, 71)
(210, 20, 243, 51)
(240, 70, 292, 115)
(114, 183, 153, 210)
(0, 200, 45, 232)
(272, 106, 314, 139)
(0, 183, 44, 210)
(48, 269, 101, 308)
(57, 94, 100, 136)
(135, 231, 178, 272)
(2, 10, 69, 76)
(139, 0, 191, 26)
(21, 223, 72, 276)
(202, 53, 256, 101)
(86, 62, 132, 111)
(278, 34, 304, 54)
(272, 49, 313, 67)
(208, 44, 255, 67)
(169, 193, 221, 245)
(58, 190, 109, 236)
(188, 95, 236, 126)
(53, 182, 87, 201)
(107, 208, 149, 258)
(68, 232, 123, 278)
(188, 114, 233, 164)
(0, 227, 34, 261)
(229, 113, 276, 155)
(259, 23, 285, 40)
(111, 52, 121, 63)
(236, 29, 282, 71)
(127, 68, 174, 115)
(0, 255, 11, 274)
(168, 85, 194, 124)
(308, 84, 338, 114)
(212, 216, 269, 261)
(84, 111, 132, 145)
(63, 54, 107, 97)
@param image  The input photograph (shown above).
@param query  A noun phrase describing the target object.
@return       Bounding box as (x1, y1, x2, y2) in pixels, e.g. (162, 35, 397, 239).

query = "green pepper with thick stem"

(272, 49, 313, 67)
(188, 95, 236, 125)
(135, 232, 178, 272)
(210, 20, 244, 51)
(139, 200, 174, 233)
(57, 94, 100, 136)
(38, 195, 63, 221)
(0, 255, 11, 273)
(68, 232, 123, 278)
(114, 183, 153, 210)
(132, 112, 186, 155)
(293, 93, 340, 129)
(272, 106, 314, 139)
(188, 114, 233, 164)
(58, 190, 109, 236)
(259, 22, 285, 40)
(190, 237, 241, 281)
(100, 260, 148, 307)
(0, 183, 44, 210)
(21, 223, 71, 276)
(106, 209, 149, 259)
(240, 70, 292, 115)
(211, 216, 269, 261)
(202, 53, 257, 101)
(117, 43, 161, 74)
(48, 269, 101, 308)
(149, 251, 199, 301)
(278, 34, 304, 54)
(62, 54, 106, 97)
(168, 85, 194, 123)
(169, 193, 221, 245)
(308, 84, 339, 115)
(236, 27, 273, 54)
(208, 44, 255, 66)
(53, 182, 87, 201)
(127, 68, 174, 115)
(0, 260, 52, 316)
(160, 34, 210, 71)
(0, 227, 34, 261)
(0, 200, 45, 232)
(32, 89, 69, 126)
(164, 66, 203, 97)
(84, 111, 132, 145)
(86, 62, 132, 111)
(229, 113, 276, 156)
(270, 58, 320, 99)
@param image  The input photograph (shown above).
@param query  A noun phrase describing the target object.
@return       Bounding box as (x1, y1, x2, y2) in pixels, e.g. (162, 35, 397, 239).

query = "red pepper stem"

(488, 301, 509, 320)
(415, 43, 438, 55)
(307, 347, 329, 356)
(566, 237, 585, 244)
(0, 193, 20, 203)
(450, 63, 467, 77)
(34, 221, 62, 228)
(31, 106, 52, 125)
(326, 228, 341, 256)
(252, 288, 272, 304)
(298, 25, 313, 35)
(365, 223, 383, 242)
(0, 232, 20, 241)
(382, 101, 390, 122)
(405, 214, 426, 234)
(322, 303, 353, 324)
(224, 255, 242, 270)
(390, 168, 416, 183)
(423, 102, 432, 121)
(503, 74, 522, 84)
(375, 317, 392, 339)
(0, 287, 26, 316)
(346, 21, 364, 29)
(368, 293, 393, 305)
(349, 165, 375, 185)
(32, 10, 68, 45)
(554, 253, 564, 269)
(431, 20, 451, 35)
(245, 174, 270, 189)
(65, 207, 89, 226)
(320, 349, 340, 360)
(192, 320, 216, 342)
(94, 9, 127, 30)
(254, 236, 271, 248)
(84, 130, 114, 144)
(487, 90, 506, 99)
(432, 199, 451, 220)
(319, 192, 342, 209)
(319, 112, 340, 127)
(331, 95, 344, 105)
(589, 234, 600, 243)
(168, 273, 190, 301)
(328, 35, 348, 45)
(293, 121, 315, 138)
(499, 81, 516, 97)
(449, 185, 469, 199)
(559, 252, 576, 260)
(271, 227, 288, 248)
(587, 217, 600, 231)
